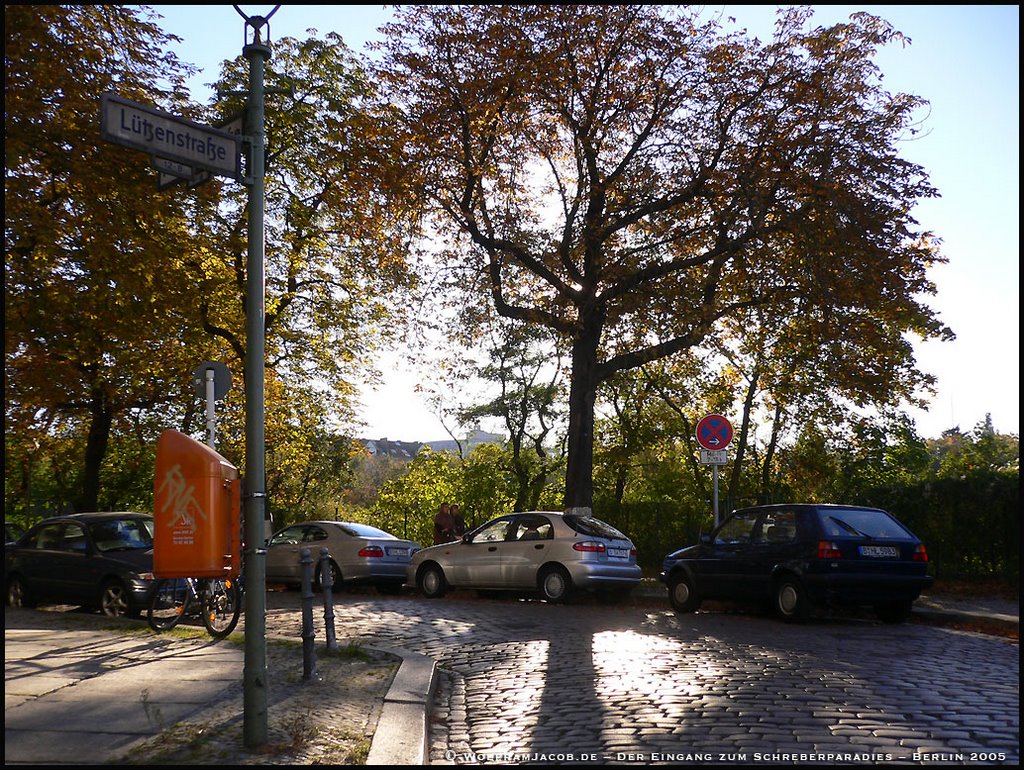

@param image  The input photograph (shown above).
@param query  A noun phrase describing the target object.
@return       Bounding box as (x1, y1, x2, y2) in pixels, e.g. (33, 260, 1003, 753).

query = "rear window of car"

(563, 515, 628, 541)
(336, 523, 396, 540)
(816, 507, 914, 541)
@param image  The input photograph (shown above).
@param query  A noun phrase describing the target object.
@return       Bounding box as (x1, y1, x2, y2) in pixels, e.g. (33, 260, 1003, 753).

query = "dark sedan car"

(5, 522, 24, 545)
(660, 504, 934, 623)
(5, 512, 156, 618)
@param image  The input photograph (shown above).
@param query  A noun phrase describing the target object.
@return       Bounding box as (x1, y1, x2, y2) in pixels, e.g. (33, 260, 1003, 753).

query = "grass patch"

(323, 640, 374, 662)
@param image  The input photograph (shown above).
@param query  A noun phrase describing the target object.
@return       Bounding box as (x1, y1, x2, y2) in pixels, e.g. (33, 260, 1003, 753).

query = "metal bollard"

(320, 547, 338, 652)
(299, 547, 318, 681)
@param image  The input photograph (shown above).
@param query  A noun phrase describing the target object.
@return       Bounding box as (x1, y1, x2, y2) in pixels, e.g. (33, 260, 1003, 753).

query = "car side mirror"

(462, 533, 471, 544)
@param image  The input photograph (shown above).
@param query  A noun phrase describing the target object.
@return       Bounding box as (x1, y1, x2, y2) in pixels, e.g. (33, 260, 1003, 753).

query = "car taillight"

(573, 541, 606, 553)
(630, 547, 637, 559)
(817, 540, 842, 560)
(912, 544, 929, 562)
(358, 545, 385, 558)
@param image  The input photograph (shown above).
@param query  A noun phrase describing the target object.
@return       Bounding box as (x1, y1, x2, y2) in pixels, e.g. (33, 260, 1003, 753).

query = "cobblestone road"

(264, 590, 1019, 765)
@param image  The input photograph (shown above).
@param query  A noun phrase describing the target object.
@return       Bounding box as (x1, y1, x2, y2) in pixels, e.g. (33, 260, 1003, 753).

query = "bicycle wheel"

(148, 578, 191, 632)
(201, 577, 241, 639)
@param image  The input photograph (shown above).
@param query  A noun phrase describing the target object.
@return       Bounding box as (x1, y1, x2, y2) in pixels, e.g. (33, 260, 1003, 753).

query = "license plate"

(386, 548, 408, 557)
(859, 545, 899, 558)
(607, 547, 629, 558)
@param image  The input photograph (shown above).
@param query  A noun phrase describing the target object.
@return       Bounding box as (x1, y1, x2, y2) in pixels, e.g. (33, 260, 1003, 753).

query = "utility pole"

(235, 5, 276, 749)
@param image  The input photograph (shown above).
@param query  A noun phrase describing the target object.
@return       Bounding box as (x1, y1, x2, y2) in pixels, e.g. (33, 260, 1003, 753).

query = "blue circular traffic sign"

(696, 414, 733, 450)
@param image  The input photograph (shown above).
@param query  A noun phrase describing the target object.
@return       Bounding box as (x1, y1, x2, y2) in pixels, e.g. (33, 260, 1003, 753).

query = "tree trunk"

(563, 312, 604, 511)
(759, 401, 786, 504)
(727, 359, 760, 512)
(76, 388, 113, 512)
(512, 445, 532, 513)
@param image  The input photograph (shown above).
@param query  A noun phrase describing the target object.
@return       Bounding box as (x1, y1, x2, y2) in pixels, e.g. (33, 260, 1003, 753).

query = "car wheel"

(875, 600, 913, 624)
(7, 575, 37, 608)
(667, 571, 702, 613)
(417, 563, 448, 599)
(315, 560, 342, 592)
(773, 576, 809, 623)
(539, 566, 573, 603)
(100, 579, 132, 618)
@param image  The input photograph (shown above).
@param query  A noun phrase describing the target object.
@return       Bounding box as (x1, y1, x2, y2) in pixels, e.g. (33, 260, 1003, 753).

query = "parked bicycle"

(147, 575, 242, 639)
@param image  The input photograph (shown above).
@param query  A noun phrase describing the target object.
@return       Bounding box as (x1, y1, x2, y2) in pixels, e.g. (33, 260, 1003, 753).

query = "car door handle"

(534, 544, 544, 550)
(488, 546, 497, 552)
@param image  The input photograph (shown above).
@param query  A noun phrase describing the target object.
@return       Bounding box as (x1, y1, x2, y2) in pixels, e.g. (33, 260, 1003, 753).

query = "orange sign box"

(153, 429, 241, 579)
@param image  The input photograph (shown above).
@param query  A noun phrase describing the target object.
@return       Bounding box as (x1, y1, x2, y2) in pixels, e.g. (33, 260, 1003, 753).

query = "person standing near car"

(433, 502, 456, 544)
(449, 504, 466, 540)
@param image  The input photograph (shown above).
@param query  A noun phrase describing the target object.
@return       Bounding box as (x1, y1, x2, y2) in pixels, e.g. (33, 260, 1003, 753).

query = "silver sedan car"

(406, 511, 641, 602)
(266, 521, 421, 594)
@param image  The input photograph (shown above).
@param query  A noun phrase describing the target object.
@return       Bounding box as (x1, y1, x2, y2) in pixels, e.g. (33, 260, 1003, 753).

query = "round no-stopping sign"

(696, 414, 733, 451)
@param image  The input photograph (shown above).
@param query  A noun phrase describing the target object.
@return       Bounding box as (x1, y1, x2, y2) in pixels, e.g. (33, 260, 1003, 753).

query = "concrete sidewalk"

(3, 607, 436, 765)
(914, 591, 1020, 630)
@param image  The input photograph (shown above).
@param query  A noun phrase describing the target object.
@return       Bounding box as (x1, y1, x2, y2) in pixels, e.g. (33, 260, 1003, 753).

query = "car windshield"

(563, 514, 628, 541)
(337, 523, 396, 540)
(89, 518, 154, 551)
(817, 508, 913, 541)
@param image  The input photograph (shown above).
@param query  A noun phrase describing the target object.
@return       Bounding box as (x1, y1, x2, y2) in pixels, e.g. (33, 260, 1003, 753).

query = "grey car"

(265, 521, 421, 593)
(406, 511, 641, 602)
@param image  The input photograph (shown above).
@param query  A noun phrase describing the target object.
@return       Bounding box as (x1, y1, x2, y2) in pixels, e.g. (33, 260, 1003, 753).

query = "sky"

(143, 4, 1019, 442)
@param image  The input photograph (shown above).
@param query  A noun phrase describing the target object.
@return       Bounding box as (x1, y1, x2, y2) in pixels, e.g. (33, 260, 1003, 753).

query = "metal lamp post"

(235, 5, 276, 749)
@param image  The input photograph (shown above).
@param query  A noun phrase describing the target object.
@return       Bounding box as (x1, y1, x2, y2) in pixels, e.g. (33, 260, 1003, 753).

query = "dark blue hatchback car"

(660, 504, 933, 623)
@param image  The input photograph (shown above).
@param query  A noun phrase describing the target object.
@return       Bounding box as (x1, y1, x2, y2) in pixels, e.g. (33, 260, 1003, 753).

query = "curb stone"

(367, 647, 439, 765)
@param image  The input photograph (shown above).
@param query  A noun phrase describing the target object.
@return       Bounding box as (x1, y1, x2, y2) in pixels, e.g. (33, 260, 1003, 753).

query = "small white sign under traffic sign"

(700, 449, 728, 465)
(155, 159, 212, 191)
(101, 93, 242, 181)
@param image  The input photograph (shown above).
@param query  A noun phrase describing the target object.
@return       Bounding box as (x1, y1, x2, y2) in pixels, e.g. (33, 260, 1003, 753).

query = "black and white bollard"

(320, 547, 339, 652)
(299, 547, 318, 680)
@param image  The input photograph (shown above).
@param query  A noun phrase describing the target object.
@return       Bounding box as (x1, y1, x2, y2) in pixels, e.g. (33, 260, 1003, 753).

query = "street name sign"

(157, 113, 246, 190)
(101, 93, 242, 180)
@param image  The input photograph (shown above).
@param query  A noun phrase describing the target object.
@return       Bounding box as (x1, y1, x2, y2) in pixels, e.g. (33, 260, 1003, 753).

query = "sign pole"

(712, 464, 720, 528)
(205, 368, 216, 449)
(696, 414, 734, 530)
(239, 9, 274, 750)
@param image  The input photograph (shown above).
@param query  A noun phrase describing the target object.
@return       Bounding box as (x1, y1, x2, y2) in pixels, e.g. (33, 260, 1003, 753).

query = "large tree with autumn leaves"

(4, 5, 205, 512)
(377, 5, 950, 510)
(5, 6, 414, 516)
